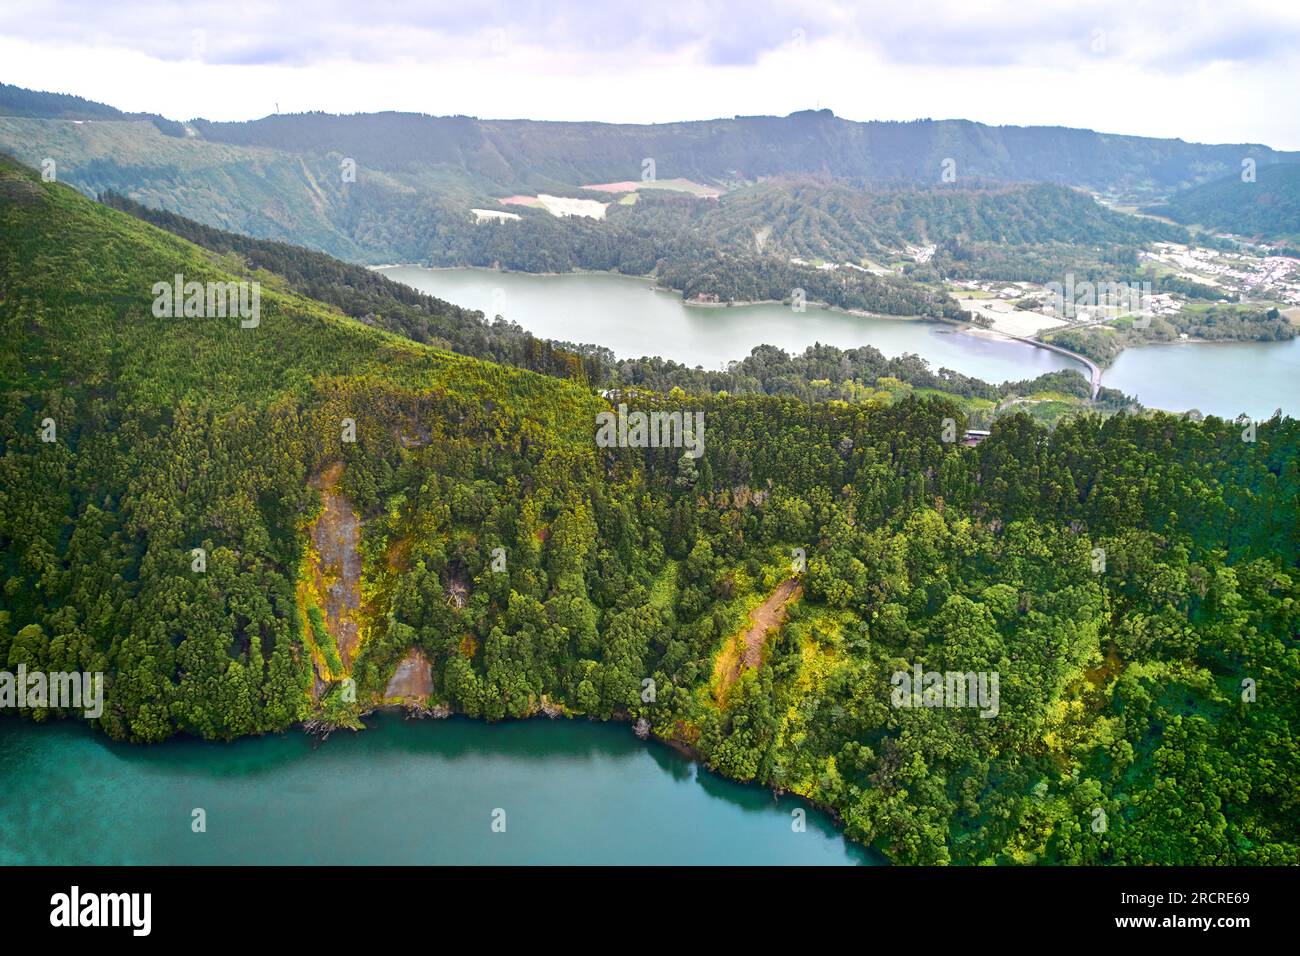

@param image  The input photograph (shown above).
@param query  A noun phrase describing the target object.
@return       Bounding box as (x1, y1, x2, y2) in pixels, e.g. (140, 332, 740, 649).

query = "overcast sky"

(2, 0, 1297, 148)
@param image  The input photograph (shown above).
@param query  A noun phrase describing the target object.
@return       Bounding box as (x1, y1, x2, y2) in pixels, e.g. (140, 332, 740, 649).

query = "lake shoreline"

(373, 262, 932, 323)
(376, 262, 1257, 366)
(1, 712, 882, 865)
(352, 704, 890, 863)
(361, 702, 872, 848)
(376, 264, 1299, 417)
(4, 703, 888, 863)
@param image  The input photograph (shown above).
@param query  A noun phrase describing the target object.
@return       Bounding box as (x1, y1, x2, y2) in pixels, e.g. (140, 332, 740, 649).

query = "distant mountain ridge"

(189, 108, 1298, 198)
(3, 82, 1296, 198)
(0, 80, 1288, 277)
(0, 81, 186, 136)
(0, 83, 124, 120)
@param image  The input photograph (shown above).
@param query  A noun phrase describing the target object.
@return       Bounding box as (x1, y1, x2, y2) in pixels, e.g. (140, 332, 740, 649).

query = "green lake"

(379, 266, 1079, 382)
(381, 266, 1298, 418)
(0, 715, 878, 865)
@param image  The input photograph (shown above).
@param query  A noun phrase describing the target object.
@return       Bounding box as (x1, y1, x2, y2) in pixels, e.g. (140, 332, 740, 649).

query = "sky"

(2, 0, 1298, 148)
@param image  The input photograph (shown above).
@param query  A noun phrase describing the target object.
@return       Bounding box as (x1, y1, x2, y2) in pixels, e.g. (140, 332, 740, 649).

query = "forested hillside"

(6, 82, 1296, 196)
(1144, 163, 1300, 244)
(422, 181, 1183, 304)
(0, 82, 125, 120)
(1045, 304, 1296, 368)
(99, 190, 597, 381)
(0, 81, 186, 136)
(0, 79, 1291, 275)
(101, 187, 1129, 422)
(703, 180, 1187, 257)
(189, 108, 1298, 197)
(3, 155, 1297, 865)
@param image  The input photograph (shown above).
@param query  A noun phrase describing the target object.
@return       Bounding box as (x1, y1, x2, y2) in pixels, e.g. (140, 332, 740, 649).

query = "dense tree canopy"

(3, 156, 1297, 866)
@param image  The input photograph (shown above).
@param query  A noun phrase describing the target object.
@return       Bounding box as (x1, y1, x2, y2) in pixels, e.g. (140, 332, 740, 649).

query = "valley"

(1, 70, 1297, 872)
(382, 265, 1295, 417)
(7, 96, 1294, 407)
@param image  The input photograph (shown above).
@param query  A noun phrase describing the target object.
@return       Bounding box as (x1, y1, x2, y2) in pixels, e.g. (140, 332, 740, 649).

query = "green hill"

(0, 158, 588, 417)
(1144, 163, 1300, 243)
(7, 83, 1296, 198)
(0, 82, 124, 120)
(706, 180, 1186, 257)
(2, 153, 1298, 865)
(0, 81, 1292, 269)
(187, 108, 1298, 198)
(98, 189, 595, 381)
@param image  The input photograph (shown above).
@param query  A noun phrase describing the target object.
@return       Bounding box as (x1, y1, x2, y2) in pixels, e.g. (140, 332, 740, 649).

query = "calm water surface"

(382, 267, 1298, 417)
(0, 716, 878, 865)
(1101, 337, 1300, 420)
(381, 266, 1077, 382)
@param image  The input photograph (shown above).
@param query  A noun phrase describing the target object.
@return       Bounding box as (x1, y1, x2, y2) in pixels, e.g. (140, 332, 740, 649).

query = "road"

(997, 331, 1103, 400)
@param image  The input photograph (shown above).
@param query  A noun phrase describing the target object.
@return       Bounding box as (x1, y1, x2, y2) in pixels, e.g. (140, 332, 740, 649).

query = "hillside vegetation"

(1144, 163, 1300, 244)
(1045, 304, 1296, 369)
(102, 188, 1118, 421)
(187, 108, 1299, 197)
(2, 155, 1298, 865)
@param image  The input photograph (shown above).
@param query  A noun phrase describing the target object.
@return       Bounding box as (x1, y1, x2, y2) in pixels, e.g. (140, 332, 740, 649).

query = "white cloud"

(1, 0, 1297, 147)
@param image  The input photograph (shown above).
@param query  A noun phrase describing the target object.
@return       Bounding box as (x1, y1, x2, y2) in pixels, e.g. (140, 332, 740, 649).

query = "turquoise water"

(0, 715, 877, 865)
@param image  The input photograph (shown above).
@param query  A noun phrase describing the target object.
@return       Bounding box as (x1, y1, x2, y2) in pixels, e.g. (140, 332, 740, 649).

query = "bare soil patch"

(384, 648, 434, 701)
(713, 578, 802, 702)
(308, 462, 363, 671)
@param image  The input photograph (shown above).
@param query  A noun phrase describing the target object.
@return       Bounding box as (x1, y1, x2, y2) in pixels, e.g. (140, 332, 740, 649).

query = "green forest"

(94, 173, 1193, 323)
(100, 191, 1129, 425)
(2, 155, 1298, 865)
(1046, 304, 1296, 368)
(1144, 163, 1300, 244)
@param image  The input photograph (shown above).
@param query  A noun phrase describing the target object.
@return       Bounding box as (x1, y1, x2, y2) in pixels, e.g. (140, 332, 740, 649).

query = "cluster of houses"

(1142, 242, 1300, 307)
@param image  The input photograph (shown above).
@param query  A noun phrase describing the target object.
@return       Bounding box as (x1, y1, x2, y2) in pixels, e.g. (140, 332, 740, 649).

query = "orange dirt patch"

(712, 579, 802, 704)
(308, 463, 363, 671)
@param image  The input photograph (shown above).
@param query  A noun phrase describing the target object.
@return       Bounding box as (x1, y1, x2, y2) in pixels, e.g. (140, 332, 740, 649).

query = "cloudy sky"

(2, 0, 1298, 147)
